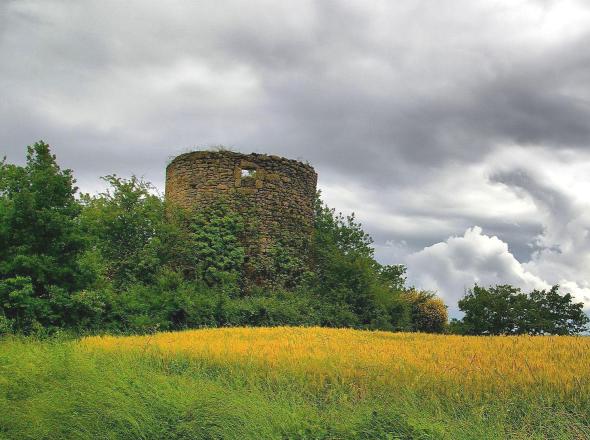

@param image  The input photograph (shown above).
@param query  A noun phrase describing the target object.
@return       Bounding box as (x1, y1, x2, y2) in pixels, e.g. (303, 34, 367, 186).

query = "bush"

(0, 276, 47, 333)
(403, 290, 448, 333)
(0, 314, 13, 335)
(223, 291, 322, 327)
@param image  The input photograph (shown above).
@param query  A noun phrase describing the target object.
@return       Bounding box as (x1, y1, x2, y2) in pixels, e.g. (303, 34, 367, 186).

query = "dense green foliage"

(451, 284, 589, 335)
(0, 142, 88, 332)
(0, 142, 447, 335)
(3, 142, 588, 336)
(79, 175, 171, 288)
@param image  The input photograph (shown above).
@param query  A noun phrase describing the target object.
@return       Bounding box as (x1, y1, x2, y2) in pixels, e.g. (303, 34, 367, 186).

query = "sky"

(1, 0, 590, 316)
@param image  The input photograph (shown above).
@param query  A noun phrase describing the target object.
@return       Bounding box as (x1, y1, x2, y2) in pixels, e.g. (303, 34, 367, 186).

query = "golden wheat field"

(4, 327, 590, 439)
(81, 327, 590, 402)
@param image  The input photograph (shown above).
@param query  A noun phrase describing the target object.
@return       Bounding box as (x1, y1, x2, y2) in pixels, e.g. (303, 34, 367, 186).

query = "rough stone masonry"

(165, 150, 317, 286)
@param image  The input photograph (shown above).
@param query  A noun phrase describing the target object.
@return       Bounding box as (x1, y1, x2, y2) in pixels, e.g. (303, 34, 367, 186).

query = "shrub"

(0, 313, 13, 335)
(402, 290, 448, 333)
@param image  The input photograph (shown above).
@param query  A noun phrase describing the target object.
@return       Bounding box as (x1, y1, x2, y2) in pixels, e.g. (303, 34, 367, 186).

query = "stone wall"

(165, 150, 317, 285)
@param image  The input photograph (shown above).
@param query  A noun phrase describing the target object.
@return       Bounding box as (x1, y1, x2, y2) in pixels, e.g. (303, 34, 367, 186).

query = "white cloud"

(404, 155, 590, 316)
(406, 227, 549, 316)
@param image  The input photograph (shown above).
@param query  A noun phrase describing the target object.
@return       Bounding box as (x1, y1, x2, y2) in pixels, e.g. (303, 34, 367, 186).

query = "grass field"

(1, 327, 590, 439)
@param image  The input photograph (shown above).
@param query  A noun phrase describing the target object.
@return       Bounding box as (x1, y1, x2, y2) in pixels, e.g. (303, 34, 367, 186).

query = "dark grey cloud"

(2, 0, 590, 311)
(491, 169, 576, 223)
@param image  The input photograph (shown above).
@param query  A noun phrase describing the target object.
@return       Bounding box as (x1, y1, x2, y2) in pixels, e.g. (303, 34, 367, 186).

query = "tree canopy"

(0, 142, 89, 331)
(452, 284, 589, 335)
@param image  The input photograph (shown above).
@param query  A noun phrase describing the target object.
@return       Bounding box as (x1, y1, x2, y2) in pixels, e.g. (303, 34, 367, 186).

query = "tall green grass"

(0, 334, 588, 439)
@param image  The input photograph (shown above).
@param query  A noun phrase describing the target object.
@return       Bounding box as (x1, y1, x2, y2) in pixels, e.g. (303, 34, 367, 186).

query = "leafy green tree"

(313, 195, 374, 262)
(80, 175, 185, 287)
(0, 141, 85, 294)
(308, 194, 445, 331)
(0, 277, 42, 331)
(456, 284, 589, 335)
(527, 286, 589, 335)
(457, 285, 523, 335)
(310, 196, 380, 322)
(0, 142, 87, 330)
(379, 264, 408, 292)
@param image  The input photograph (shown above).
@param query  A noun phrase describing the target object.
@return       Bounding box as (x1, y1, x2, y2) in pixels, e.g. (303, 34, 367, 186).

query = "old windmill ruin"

(165, 150, 317, 286)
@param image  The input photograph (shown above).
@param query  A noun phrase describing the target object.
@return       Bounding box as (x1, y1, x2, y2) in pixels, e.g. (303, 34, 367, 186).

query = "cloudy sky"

(2, 0, 590, 315)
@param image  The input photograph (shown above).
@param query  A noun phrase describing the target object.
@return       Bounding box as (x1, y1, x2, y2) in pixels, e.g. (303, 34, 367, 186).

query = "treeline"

(0, 141, 447, 335)
(452, 284, 589, 335)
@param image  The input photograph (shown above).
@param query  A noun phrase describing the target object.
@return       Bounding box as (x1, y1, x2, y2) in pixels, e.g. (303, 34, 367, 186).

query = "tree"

(79, 175, 181, 287)
(527, 286, 589, 335)
(457, 285, 524, 335)
(403, 290, 448, 333)
(310, 195, 382, 323)
(456, 284, 589, 335)
(379, 264, 407, 292)
(0, 141, 87, 330)
(309, 194, 448, 331)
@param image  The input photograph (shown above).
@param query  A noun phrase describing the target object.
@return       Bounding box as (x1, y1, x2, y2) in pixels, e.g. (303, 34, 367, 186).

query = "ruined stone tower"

(165, 150, 317, 285)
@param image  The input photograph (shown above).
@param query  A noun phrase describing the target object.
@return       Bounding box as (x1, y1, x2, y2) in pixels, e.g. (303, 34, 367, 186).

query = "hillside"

(1, 327, 589, 439)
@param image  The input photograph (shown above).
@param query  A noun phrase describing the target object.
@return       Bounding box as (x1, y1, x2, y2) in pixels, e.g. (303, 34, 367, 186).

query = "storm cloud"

(2, 0, 590, 314)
